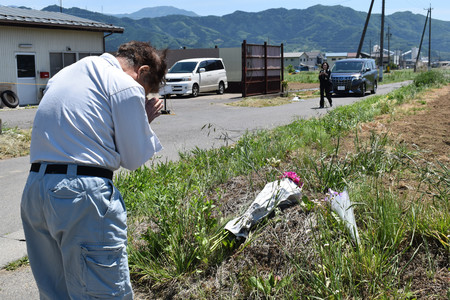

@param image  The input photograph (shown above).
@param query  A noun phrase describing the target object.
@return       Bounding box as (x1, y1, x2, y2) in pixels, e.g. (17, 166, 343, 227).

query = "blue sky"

(2, 0, 449, 21)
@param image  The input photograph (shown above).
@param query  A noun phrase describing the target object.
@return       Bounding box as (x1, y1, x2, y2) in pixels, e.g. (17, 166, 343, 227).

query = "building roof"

(284, 52, 304, 58)
(304, 51, 322, 57)
(0, 6, 123, 33)
(325, 52, 348, 57)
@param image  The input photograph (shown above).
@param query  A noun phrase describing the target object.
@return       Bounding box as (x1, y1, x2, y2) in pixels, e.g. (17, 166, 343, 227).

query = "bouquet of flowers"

(225, 172, 303, 239)
(280, 171, 303, 188)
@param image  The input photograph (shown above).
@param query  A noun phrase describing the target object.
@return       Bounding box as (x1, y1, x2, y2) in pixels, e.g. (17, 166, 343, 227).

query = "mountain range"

(110, 6, 199, 19)
(42, 5, 450, 60)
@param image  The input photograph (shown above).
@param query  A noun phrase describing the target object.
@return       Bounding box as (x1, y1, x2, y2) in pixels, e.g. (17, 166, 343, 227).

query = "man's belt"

(30, 163, 113, 180)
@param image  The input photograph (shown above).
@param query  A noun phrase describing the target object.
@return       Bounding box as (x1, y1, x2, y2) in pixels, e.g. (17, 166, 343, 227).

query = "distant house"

(283, 52, 303, 69)
(325, 52, 348, 68)
(0, 6, 123, 106)
(299, 51, 323, 70)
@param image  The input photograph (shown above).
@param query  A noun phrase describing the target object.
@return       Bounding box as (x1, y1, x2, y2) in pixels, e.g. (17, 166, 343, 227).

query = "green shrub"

(413, 70, 446, 87)
(286, 64, 295, 73)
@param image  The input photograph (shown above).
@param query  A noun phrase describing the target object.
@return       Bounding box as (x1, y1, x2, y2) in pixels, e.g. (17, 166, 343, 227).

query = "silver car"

(160, 58, 228, 97)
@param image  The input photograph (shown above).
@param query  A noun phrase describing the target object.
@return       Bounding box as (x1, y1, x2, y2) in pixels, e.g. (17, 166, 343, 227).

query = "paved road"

(0, 81, 410, 298)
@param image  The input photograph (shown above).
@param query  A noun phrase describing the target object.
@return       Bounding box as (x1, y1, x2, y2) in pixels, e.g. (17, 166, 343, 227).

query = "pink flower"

(281, 171, 304, 188)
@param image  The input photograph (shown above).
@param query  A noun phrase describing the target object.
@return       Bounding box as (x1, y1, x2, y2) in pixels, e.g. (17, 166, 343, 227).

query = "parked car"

(295, 65, 309, 72)
(160, 58, 228, 97)
(330, 58, 378, 96)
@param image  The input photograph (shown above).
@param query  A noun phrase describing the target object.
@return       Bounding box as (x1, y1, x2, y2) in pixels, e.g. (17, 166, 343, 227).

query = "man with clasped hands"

(21, 41, 167, 299)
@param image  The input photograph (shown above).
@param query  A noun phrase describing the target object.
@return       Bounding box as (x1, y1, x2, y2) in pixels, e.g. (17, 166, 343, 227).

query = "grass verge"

(116, 70, 449, 298)
(0, 127, 31, 159)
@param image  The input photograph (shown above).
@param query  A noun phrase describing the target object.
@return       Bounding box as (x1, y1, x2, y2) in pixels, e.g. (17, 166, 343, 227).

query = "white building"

(0, 6, 123, 106)
(298, 51, 323, 70)
(283, 52, 303, 69)
(325, 52, 348, 68)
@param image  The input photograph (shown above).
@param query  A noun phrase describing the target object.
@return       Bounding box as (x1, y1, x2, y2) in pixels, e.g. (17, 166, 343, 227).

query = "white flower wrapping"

(225, 178, 302, 238)
(328, 189, 360, 243)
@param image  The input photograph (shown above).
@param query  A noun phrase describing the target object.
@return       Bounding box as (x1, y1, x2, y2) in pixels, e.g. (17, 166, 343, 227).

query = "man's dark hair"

(116, 41, 167, 92)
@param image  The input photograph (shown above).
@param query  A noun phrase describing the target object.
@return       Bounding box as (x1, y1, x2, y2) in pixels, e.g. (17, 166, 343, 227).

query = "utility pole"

(59, 0, 62, 12)
(356, 0, 375, 58)
(414, 9, 430, 72)
(428, 5, 432, 70)
(386, 26, 392, 68)
(379, 0, 385, 82)
(369, 39, 372, 58)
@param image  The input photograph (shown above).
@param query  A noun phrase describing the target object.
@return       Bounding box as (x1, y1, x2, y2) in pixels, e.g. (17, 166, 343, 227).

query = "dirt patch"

(288, 82, 319, 91)
(353, 85, 450, 163)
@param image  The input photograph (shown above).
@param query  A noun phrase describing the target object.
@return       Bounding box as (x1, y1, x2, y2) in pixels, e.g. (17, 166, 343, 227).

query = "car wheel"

(360, 83, 366, 97)
(192, 84, 199, 97)
(371, 81, 377, 94)
(217, 82, 225, 95)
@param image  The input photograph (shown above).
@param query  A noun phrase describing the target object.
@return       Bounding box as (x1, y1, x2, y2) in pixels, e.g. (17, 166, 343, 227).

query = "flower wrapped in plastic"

(281, 171, 303, 188)
(225, 172, 303, 239)
(326, 188, 360, 244)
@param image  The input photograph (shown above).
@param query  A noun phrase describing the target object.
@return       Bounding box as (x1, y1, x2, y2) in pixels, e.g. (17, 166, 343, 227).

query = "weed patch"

(0, 127, 31, 159)
(120, 71, 449, 299)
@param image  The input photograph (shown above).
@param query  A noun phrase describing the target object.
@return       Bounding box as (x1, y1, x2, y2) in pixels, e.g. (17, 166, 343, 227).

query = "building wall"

(0, 26, 104, 105)
(325, 56, 348, 69)
(218, 47, 241, 82)
(283, 57, 299, 68)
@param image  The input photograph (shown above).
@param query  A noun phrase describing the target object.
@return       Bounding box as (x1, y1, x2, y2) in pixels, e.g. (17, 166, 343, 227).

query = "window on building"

(49, 53, 63, 77)
(78, 53, 90, 60)
(64, 53, 76, 67)
(50, 52, 102, 77)
(16, 54, 36, 78)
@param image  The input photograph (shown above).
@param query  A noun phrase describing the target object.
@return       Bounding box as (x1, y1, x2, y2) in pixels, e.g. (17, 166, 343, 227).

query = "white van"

(160, 58, 228, 97)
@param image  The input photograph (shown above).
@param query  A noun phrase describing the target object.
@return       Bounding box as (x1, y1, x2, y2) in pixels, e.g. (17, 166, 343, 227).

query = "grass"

(380, 68, 417, 84)
(228, 90, 319, 108)
(0, 127, 31, 159)
(284, 71, 319, 83)
(228, 95, 295, 107)
(3, 256, 29, 271)
(116, 69, 449, 298)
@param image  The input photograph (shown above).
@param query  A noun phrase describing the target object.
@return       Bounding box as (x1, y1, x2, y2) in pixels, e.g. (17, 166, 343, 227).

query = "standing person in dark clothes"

(319, 62, 332, 108)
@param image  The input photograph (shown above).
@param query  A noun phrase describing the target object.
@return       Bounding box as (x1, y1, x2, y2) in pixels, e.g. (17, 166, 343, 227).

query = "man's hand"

(145, 97, 163, 124)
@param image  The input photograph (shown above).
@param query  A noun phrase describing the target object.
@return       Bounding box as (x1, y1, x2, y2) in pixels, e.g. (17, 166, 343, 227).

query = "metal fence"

(242, 40, 284, 97)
